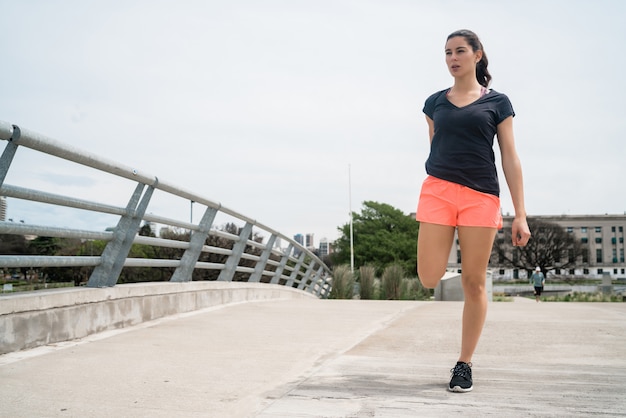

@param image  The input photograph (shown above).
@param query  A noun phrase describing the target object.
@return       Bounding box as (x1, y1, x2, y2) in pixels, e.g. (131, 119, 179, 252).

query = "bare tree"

(492, 218, 583, 277)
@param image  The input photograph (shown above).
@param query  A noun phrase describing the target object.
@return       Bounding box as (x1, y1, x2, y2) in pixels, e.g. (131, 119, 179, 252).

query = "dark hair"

(447, 29, 491, 88)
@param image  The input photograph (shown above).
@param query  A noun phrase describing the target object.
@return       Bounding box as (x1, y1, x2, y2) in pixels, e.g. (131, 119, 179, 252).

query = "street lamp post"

(349, 165, 354, 275)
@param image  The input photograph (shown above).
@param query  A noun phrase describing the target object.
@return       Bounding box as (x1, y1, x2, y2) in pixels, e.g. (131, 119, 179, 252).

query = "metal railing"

(0, 120, 331, 298)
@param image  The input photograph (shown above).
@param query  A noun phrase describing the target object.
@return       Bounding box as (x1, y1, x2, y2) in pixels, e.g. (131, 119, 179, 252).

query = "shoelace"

(450, 362, 472, 379)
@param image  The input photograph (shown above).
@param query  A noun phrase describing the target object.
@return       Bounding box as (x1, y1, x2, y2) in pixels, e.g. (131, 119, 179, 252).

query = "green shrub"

(381, 264, 404, 300)
(329, 264, 356, 299)
(359, 265, 377, 300)
(399, 277, 429, 300)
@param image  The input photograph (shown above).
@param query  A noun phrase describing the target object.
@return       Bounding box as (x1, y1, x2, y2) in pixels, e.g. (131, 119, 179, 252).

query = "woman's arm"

(497, 116, 531, 247)
(425, 115, 435, 143)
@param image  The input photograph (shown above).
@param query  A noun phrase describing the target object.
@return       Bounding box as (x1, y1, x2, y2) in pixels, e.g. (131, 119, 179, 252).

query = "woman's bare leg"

(456, 226, 497, 363)
(417, 222, 456, 289)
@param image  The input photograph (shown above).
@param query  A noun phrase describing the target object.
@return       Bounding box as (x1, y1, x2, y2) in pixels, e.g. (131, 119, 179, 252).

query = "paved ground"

(1, 297, 625, 417)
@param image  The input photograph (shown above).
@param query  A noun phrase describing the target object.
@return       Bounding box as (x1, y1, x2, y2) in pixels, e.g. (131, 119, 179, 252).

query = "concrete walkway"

(1, 298, 625, 417)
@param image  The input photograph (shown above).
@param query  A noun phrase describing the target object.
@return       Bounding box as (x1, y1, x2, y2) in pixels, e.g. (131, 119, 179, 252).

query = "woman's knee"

(419, 277, 439, 289)
(462, 274, 486, 298)
(418, 267, 446, 289)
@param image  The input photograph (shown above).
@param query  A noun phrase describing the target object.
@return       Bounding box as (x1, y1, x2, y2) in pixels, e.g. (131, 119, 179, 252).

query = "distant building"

(292, 233, 319, 255)
(293, 233, 304, 256)
(0, 196, 6, 222)
(305, 233, 315, 250)
(445, 214, 626, 280)
(294, 233, 304, 246)
(318, 238, 332, 258)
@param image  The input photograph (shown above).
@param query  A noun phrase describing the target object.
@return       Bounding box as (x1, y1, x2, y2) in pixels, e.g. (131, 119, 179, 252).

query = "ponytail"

(476, 51, 491, 88)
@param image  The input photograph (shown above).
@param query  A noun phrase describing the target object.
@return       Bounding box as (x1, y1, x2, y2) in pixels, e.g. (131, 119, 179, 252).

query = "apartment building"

(318, 238, 332, 258)
(447, 214, 626, 280)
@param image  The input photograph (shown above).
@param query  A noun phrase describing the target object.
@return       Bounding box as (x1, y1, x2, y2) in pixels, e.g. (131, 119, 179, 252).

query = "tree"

(138, 222, 156, 237)
(491, 218, 583, 277)
(1, 221, 269, 285)
(332, 201, 419, 276)
(0, 234, 31, 280)
(28, 236, 61, 256)
(14, 236, 85, 284)
(0, 234, 30, 255)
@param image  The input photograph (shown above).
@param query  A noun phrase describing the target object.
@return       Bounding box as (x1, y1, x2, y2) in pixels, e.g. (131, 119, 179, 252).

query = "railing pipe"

(0, 256, 101, 268)
(0, 121, 13, 140)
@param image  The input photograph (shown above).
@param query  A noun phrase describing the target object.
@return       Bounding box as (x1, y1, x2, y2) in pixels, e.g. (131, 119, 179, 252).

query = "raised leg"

(417, 222, 456, 289)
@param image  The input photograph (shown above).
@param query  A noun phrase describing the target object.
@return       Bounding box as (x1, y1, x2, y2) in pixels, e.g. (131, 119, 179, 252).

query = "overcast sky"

(1, 0, 625, 247)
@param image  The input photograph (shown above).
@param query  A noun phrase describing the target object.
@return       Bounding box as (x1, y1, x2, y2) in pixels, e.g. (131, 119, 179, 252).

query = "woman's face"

(445, 36, 482, 78)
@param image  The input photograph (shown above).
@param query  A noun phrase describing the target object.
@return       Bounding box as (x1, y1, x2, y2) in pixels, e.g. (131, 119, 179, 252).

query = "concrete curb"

(0, 282, 314, 354)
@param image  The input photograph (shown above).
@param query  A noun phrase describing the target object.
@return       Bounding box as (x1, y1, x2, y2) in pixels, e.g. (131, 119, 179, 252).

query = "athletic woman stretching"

(416, 29, 531, 392)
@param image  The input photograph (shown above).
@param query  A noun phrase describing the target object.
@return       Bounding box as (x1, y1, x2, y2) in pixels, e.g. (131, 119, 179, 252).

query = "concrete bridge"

(2, 122, 626, 416)
(1, 286, 625, 417)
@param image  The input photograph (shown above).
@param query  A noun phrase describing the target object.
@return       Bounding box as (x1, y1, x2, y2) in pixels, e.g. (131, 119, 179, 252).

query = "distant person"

(530, 267, 545, 302)
(416, 29, 531, 393)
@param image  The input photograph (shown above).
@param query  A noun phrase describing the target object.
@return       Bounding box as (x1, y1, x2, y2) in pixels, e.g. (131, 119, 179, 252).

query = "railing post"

(170, 206, 218, 282)
(321, 269, 332, 298)
(87, 182, 155, 287)
(249, 234, 277, 283)
(217, 222, 253, 282)
(286, 251, 306, 288)
(0, 125, 20, 188)
(270, 243, 293, 285)
(320, 281, 331, 298)
(306, 265, 326, 296)
(297, 260, 316, 290)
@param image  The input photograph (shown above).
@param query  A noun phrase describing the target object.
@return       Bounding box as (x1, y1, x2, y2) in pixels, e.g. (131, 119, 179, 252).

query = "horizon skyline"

(3, 195, 626, 250)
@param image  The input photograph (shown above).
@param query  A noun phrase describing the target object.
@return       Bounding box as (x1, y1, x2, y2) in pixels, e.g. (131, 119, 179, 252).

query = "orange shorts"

(416, 176, 503, 229)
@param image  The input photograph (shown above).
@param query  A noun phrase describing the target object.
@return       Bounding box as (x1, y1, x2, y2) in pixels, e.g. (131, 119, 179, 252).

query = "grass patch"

(539, 292, 624, 302)
(1, 282, 75, 293)
(493, 292, 513, 302)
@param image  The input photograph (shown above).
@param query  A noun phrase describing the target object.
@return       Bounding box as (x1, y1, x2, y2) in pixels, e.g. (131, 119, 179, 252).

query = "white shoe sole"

(448, 385, 473, 393)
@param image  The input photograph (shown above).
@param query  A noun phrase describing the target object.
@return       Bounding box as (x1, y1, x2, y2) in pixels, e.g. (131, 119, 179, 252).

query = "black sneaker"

(448, 361, 473, 392)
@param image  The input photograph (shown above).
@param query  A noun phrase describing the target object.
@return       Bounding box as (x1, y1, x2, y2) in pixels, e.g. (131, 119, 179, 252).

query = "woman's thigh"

(457, 226, 497, 283)
(417, 222, 456, 288)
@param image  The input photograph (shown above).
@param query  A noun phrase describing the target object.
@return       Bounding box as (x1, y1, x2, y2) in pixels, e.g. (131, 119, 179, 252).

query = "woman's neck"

(446, 77, 488, 107)
(451, 77, 482, 94)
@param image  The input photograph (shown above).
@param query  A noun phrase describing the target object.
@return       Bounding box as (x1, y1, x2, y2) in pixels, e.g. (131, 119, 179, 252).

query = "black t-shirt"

(423, 89, 515, 196)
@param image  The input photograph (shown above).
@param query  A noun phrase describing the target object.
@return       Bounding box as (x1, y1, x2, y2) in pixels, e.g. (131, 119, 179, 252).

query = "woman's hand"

(511, 216, 531, 247)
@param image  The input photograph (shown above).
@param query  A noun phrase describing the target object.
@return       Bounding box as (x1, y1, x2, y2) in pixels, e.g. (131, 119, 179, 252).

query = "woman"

(416, 29, 531, 392)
